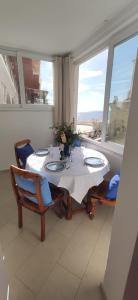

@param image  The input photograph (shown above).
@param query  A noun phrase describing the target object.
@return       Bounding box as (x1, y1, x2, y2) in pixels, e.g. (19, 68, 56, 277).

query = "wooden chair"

(10, 165, 65, 241)
(87, 180, 116, 219)
(14, 139, 34, 169)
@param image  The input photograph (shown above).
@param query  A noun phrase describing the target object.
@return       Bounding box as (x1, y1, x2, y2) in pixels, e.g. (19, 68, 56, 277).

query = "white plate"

(35, 148, 49, 156)
(84, 157, 104, 167)
(45, 161, 66, 172)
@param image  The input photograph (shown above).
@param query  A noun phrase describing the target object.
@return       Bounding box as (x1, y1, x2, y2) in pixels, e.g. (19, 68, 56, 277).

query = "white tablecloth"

(26, 147, 110, 204)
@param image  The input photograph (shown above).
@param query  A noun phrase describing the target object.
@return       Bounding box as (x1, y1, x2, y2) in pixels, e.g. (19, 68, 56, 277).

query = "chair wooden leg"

(66, 194, 72, 220)
(86, 198, 92, 214)
(40, 214, 45, 241)
(89, 198, 97, 219)
(18, 204, 23, 228)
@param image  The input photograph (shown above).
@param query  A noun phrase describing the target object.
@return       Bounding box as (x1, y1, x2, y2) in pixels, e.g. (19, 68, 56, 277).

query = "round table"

(26, 147, 110, 207)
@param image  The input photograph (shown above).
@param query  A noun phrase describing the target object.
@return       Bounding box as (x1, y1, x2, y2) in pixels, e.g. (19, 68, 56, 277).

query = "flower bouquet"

(51, 121, 81, 158)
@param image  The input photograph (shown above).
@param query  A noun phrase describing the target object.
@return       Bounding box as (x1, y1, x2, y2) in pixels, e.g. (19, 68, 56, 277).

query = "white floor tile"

(0, 170, 114, 300)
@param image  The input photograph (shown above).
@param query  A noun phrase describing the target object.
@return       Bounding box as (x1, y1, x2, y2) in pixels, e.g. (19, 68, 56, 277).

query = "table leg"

(66, 194, 72, 220)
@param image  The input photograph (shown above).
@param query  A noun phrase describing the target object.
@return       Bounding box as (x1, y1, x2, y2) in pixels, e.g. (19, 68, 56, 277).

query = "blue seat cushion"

(105, 173, 120, 200)
(16, 144, 34, 167)
(15, 175, 53, 206)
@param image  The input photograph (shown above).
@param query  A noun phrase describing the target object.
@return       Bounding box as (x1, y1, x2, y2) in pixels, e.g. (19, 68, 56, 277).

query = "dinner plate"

(84, 157, 104, 167)
(35, 148, 49, 156)
(45, 161, 66, 172)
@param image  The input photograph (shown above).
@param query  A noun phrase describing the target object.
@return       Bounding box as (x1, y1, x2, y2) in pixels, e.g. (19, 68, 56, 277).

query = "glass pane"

(0, 54, 20, 104)
(22, 58, 53, 105)
(77, 49, 108, 141)
(107, 35, 138, 145)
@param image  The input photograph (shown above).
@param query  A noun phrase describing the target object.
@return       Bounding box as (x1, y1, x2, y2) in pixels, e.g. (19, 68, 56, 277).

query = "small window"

(107, 35, 138, 145)
(22, 57, 53, 105)
(77, 49, 108, 141)
(0, 53, 20, 104)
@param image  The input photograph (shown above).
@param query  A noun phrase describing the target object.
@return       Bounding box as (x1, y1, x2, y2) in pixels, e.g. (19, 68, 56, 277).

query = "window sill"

(0, 104, 54, 112)
(81, 135, 124, 157)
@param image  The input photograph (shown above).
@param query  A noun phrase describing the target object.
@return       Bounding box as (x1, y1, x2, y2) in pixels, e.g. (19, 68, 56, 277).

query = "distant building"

(23, 58, 49, 104)
(0, 55, 20, 104)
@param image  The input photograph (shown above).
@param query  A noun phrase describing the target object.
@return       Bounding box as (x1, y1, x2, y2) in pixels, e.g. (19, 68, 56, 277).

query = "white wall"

(0, 110, 54, 170)
(102, 56, 138, 300)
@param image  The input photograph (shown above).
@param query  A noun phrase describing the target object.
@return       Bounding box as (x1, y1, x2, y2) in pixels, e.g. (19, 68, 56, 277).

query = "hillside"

(77, 111, 103, 122)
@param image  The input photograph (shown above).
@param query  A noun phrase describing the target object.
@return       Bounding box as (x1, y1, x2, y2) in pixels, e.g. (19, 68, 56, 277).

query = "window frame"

(76, 22, 138, 155)
(0, 49, 55, 111)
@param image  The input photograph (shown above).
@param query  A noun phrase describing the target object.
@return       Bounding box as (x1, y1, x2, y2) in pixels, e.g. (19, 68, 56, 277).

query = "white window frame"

(0, 49, 55, 111)
(76, 21, 138, 155)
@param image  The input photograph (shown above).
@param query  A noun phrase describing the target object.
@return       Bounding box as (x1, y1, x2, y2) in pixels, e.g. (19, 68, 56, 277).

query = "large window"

(22, 57, 53, 105)
(107, 35, 138, 145)
(77, 34, 138, 148)
(77, 49, 108, 141)
(0, 50, 54, 108)
(0, 53, 20, 104)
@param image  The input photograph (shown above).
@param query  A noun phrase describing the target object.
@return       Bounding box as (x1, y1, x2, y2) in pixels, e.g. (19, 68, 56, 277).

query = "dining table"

(26, 146, 110, 219)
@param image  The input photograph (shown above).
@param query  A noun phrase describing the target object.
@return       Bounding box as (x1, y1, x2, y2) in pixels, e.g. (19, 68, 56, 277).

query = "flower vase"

(64, 143, 70, 157)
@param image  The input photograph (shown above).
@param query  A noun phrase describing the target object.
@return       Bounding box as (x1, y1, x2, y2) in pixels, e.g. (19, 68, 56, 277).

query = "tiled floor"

(0, 170, 114, 300)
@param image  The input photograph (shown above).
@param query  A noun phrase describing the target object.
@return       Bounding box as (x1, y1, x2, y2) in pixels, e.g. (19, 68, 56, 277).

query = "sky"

(38, 34, 138, 109)
(78, 34, 138, 113)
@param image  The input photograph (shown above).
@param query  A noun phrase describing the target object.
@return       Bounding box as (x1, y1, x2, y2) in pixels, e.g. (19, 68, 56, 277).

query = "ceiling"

(0, 0, 135, 55)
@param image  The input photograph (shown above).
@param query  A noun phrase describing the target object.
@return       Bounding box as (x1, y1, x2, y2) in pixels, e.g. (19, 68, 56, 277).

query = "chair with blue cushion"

(72, 139, 81, 147)
(10, 165, 65, 241)
(14, 139, 34, 169)
(87, 173, 120, 219)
